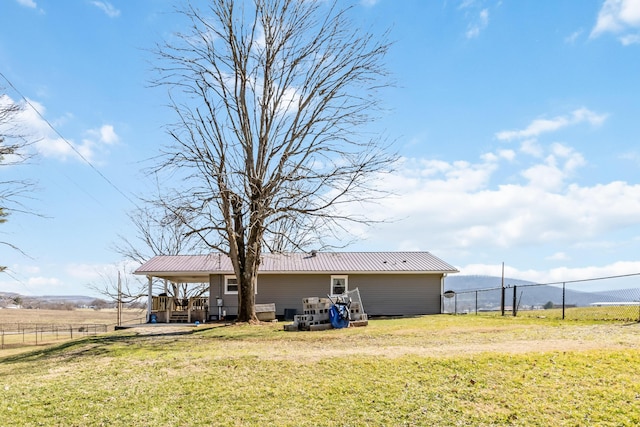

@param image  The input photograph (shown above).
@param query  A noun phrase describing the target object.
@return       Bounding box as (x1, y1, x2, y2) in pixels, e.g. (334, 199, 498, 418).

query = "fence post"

(475, 291, 478, 315)
(512, 285, 517, 316)
(562, 282, 566, 320)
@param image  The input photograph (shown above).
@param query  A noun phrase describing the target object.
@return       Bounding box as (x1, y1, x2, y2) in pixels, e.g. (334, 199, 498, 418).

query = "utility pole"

(501, 262, 505, 316)
(117, 271, 122, 327)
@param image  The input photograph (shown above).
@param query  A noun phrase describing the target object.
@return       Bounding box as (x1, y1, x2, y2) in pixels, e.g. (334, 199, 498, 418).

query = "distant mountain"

(38, 295, 97, 304)
(0, 291, 21, 298)
(444, 275, 638, 308)
(0, 292, 104, 309)
(445, 275, 534, 292)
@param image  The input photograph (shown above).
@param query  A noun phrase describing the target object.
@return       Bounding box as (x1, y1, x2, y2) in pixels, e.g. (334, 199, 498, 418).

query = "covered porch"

(139, 263, 214, 324)
(150, 295, 209, 323)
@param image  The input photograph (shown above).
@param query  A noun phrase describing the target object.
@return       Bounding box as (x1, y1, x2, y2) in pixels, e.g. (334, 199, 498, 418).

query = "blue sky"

(1, 0, 640, 296)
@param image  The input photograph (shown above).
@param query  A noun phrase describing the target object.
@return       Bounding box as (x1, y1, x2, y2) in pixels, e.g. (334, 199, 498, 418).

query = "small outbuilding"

(134, 251, 458, 322)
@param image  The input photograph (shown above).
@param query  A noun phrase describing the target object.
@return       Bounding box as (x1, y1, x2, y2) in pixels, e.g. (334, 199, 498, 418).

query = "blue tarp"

(329, 305, 350, 329)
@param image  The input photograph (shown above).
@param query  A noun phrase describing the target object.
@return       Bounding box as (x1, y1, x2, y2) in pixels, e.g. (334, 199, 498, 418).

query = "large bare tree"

(153, 0, 395, 322)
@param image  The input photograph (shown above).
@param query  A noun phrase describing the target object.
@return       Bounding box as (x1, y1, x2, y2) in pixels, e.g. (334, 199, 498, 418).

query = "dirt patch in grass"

(119, 319, 640, 362)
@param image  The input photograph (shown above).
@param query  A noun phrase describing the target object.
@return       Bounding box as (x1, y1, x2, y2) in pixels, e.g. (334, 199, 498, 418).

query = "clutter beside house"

(284, 288, 368, 331)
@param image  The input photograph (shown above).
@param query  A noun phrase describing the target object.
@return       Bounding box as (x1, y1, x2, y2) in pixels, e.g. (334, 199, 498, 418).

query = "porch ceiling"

(145, 272, 210, 283)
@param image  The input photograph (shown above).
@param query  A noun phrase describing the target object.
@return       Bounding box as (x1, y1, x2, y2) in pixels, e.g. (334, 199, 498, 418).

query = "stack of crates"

(291, 297, 332, 331)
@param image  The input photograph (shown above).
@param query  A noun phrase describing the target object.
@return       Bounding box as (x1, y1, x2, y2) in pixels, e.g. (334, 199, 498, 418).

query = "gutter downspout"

(440, 273, 446, 314)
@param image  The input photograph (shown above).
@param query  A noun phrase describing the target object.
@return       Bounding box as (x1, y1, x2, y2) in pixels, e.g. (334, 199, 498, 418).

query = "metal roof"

(134, 252, 458, 282)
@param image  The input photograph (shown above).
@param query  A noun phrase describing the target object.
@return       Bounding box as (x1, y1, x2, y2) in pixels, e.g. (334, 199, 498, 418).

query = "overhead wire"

(0, 71, 139, 207)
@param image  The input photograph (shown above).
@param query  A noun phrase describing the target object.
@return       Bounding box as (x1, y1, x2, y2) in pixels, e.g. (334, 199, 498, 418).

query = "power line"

(454, 272, 640, 294)
(514, 271, 640, 288)
(0, 71, 138, 207)
(0, 268, 32, 293)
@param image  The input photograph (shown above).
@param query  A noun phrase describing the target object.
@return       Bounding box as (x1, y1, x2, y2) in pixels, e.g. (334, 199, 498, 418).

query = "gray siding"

(208, 273, 443, 317)
(349, 274, 442, 316)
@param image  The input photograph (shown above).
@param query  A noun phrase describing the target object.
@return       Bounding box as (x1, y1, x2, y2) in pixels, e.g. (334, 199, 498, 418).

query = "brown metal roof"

(134, 252, 458, 282)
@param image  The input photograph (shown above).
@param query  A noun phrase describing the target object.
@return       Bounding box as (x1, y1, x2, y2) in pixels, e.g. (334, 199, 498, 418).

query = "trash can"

(284, 308, 297, 321)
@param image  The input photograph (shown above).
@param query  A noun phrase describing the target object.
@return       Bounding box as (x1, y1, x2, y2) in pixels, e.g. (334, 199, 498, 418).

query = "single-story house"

(134, 251, 458, 322)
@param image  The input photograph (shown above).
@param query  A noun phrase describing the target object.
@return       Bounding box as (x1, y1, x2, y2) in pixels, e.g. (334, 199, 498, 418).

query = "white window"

(224, 276, 258, 295)
(330, 275, 348, 296)
(224, 276, 238, 295)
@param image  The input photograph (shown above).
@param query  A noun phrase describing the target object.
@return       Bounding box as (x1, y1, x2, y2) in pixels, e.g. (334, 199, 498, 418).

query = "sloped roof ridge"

(134, 251, 458, 276)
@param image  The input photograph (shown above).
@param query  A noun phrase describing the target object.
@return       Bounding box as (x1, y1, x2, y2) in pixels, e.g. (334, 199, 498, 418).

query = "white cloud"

(65, 263, 114, 281)
(0, 96, 73, 160)
(341, 134, 640, 261)
(459, 0, 477, 9)
(520, 161, 566, 191)
(466, 8, 489, 39)
(16, 0, 37, 8)
(546, 252, 570, 261)
(87, 124, 119, 145)
(338, 109, 620, 262)
(2, 95, 119, 162)
(495, 108, 607, 141)
(620, 33, 640, 44)
(565, 30, 583, 44)
(620, 150, 640, 165)
(360, 0, 380, 6)
(27, 276, 62, 286)
(591, 0, 640, 43)
(520, 139, 544, 157)
(90, 1, 121, 18)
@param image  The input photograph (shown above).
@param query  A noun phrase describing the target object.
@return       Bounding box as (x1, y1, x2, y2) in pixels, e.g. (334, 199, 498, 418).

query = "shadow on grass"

(0, 328, 204, 364)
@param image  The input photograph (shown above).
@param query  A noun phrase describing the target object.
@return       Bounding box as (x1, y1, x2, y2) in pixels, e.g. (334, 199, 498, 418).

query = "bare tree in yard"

(91, 195, 209, 302)
(115, 195, 206, 266)
(0, 89, 37, 270)
(153, 0, 395, 322)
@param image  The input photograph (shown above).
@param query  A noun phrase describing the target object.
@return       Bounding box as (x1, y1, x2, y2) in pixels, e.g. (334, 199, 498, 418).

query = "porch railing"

(151, 296, 209, 323)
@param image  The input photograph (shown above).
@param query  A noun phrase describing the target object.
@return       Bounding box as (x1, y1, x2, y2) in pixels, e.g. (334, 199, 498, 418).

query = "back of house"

(135, 251, 458, 320)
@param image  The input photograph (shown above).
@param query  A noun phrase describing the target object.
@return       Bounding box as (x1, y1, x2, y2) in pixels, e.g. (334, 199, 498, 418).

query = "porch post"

(164, 279, 169, 323)
(147, 275, 152, 323)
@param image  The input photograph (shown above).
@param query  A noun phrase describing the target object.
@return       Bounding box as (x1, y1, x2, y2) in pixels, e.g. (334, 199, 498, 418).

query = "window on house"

(330, 275, 348, 295)
(224, 276, 238, 294)
(224, 276, 258, 295)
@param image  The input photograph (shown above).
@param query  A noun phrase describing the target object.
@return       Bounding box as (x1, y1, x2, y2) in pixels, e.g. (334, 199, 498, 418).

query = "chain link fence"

(443, 274, 640, 322)
(0, 323, 109, 350)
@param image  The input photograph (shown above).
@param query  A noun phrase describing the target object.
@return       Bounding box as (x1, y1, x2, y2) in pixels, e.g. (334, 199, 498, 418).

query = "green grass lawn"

(1, 315, 639, 426)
